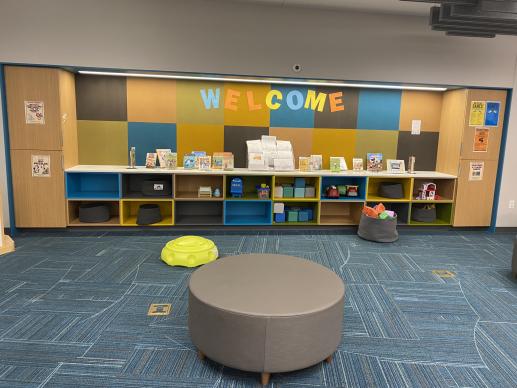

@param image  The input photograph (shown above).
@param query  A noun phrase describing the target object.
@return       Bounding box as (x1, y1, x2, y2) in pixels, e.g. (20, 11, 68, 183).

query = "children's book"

(165, 152, 177, 170)
(156, 149, 172, 168)
(330, 156, 341, 172)
(299, 157, 310, 171)
(310, 155, 322, 170)
(352, 158, 364, 171)
(212, 155, 224, 169)
(367, 153, 383, 172)
(198, 156, 211, 170)
(145, 153, 157, 168)
(183, 154, 197, 169)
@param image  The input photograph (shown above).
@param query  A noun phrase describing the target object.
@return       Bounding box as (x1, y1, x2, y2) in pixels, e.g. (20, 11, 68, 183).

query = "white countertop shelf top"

(65, 165, 457, 179)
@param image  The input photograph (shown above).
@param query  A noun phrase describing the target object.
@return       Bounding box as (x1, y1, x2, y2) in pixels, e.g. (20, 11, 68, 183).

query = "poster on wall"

(24, 101, 45, 124)
(31, 155, 50, 177)
(469, 101, 486, 126)
(469, 161, 484, 181)
(484, 101, 501, 127)
(473, 128, 489, 152)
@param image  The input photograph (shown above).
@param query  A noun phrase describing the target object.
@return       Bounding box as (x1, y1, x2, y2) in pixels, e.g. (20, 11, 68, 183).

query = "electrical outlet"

(510, 200, 515, 209)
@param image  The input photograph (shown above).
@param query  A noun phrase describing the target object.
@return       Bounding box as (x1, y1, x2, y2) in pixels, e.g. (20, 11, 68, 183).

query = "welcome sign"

(199, 88, 345, 112)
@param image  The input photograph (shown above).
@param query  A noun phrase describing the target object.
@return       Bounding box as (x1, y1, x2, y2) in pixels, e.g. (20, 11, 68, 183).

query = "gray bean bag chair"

(357, 213, 399, 243)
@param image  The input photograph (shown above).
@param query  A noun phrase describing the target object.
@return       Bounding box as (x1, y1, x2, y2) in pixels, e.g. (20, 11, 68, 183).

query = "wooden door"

(5, 66, 63, 150)
(453, 159, 498, 227)
(10, 150, 66, 227)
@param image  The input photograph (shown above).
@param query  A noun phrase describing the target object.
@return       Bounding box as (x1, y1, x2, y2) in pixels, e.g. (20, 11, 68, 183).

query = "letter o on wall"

(286, 90, 304, 111)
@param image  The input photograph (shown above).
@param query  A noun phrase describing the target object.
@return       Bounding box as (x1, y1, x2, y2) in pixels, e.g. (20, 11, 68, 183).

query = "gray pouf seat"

(188, 254, 345, 385)
(513, 236, 517, 279)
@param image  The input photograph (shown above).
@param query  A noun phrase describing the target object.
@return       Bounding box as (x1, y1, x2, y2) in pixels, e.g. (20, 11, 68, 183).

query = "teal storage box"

(298, 210, 309, 222)
(287, 210, 298, 222)
(283, 185, 294, 198)
(274, 212, 286, 223)
(307, 208, 314, 220)
(294, 178, 306, 188)
(294, 187, 305, 198)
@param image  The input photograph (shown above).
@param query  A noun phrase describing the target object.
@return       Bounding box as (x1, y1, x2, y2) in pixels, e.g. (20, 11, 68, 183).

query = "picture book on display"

(367, 153, 383, 172)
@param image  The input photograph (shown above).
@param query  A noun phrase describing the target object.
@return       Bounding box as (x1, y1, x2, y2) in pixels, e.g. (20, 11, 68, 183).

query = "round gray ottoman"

(188, 254, 345, 385)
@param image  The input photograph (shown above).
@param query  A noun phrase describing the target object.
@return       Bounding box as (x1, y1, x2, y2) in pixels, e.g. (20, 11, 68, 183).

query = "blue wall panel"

(128, 122, 177, 165)
(357, 89, 402, 130)
(269, 86, 314, 128)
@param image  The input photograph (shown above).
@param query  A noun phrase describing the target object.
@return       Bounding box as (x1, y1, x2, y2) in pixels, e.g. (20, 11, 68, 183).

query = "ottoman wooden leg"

(261, 372, 270, 385)
(325, 354, 333, 363)
(198, 350, 205, 360)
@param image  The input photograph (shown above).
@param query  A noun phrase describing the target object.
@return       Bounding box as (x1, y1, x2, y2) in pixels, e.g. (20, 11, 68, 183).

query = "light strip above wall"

(77, 70, 447, 91)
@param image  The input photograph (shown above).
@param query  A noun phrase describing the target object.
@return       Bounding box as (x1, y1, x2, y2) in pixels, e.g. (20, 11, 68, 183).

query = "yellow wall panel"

(312, 129, 356, 169)
(177, 124, 224, 159)
(127, 78, 176, 123)
(176, 81, 224, 124)
(224, 83, 270, 127)
(399, 91, 443, 132)
(78, 120, 128, 165)
(354, 130, 399, 169)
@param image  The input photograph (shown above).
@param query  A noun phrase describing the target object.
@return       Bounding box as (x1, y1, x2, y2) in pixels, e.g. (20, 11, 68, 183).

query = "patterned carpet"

(0, 230, 516, 387)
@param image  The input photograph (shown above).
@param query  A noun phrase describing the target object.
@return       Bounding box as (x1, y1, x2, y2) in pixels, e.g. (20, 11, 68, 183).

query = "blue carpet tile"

(0, 230, 516, 387)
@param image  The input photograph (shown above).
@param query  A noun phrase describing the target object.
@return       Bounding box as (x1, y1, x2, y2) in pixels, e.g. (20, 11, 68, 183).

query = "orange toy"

(362, 203, 386, 219)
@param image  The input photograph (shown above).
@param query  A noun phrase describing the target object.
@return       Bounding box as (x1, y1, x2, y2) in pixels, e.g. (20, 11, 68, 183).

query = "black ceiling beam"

(431, 6, 517, 35)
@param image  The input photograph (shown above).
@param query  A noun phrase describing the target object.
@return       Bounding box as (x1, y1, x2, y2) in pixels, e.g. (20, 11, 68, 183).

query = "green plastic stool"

(161, 236, 218, 267)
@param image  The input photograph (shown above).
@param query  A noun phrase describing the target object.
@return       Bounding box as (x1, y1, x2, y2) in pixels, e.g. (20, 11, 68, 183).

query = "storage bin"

(274, 213, 286, 223)
(294, 178, 306, 188)
(357, 213, 398, 243)
(287, 210, 298, 222)
(304, 186, 315, 198)
(142, 178, 172, 197)
(307, 208, 314, 221)
(298, 210, 309, 222)
(294, 187, 305, 198)
(136, 204, 162, 225)
(283, 185, 294, 198)
(379, 182, 404, 199)
(78, 203, 110, 223)
(411, 204, 437, 222)
(274, 186, 283, 198)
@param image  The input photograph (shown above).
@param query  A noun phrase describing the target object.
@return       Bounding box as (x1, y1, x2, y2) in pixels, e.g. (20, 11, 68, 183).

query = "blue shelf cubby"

(66, 172, 121, 199)
(224, 200, 272, 225)
(321, 176, 367, 200)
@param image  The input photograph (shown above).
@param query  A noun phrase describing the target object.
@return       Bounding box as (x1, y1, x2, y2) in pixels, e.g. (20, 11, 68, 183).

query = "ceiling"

(227, 0, 432, 16)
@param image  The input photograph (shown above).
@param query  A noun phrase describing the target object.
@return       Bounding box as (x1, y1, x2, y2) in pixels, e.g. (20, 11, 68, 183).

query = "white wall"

(0, 0, 516, 227)
(496, 62, 517, 227)
(0, 98, 9, 227)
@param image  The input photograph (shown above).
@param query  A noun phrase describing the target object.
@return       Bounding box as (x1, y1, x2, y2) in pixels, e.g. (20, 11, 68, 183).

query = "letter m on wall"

(304, 90, 327, 112)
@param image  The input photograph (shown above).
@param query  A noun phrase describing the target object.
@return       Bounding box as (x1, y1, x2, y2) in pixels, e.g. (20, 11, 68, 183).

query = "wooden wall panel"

(5, 66, 62, 150)
(453, 159, 498, 227)
(460, 89, 506, 161)
(59, 70, 79, 168)
(435, 89, 467, 174)
(10, 150, 66, 227)
(314, 87, 359, 129)
(399, 90, 443, 132)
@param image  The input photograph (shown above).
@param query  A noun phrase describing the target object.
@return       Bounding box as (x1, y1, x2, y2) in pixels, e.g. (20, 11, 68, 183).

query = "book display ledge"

(64, 165, 457, 227)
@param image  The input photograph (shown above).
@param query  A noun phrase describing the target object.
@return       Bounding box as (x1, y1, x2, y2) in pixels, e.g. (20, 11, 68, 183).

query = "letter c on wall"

(266, 90, 283, 110)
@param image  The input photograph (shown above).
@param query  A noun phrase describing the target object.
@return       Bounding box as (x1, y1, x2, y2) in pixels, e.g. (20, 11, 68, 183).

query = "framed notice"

(484, 101, 500, 127)
(469, 101, 485, 126)
(469, 161, 484, 181)
(473, 128, 489, 152)
(24, 101, 45, 124)
(31, 155, 50, 177)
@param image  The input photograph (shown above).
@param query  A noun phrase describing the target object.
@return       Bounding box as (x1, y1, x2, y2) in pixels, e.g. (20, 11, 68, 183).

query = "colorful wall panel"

(75, 75, 444, 170)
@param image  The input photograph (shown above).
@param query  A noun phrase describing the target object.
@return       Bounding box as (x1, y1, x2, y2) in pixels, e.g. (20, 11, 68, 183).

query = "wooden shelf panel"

(320, 201, 362, 225)
(68, 216, 120, 227)
(120, 199, 174, 226)
(67, 200, 120, 226)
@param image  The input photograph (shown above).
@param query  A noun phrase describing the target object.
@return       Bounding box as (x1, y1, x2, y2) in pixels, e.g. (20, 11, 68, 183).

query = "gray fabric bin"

(411, 205, 436, 223)
(379, 182, 404, 199)
(78, 203, 110, 223)
(357, 213, 398, 243)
